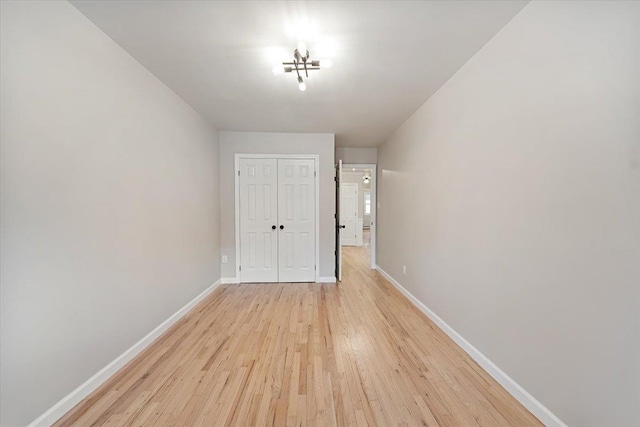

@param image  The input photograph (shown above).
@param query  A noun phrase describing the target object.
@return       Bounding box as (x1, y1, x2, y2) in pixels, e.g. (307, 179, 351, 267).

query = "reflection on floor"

(55, 243, 542, 426)
(363, 228, 370, 248)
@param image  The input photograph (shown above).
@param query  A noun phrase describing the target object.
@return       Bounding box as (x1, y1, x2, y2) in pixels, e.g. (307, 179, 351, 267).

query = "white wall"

(219, 132, 335, 279)
(0, 2, 221, 426)
(377, 1, 640, 426)
(335, 147, 377, 164)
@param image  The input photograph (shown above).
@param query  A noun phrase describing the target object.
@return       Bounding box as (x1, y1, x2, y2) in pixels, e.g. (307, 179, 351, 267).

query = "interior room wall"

(376, 1, 639, 426)
(335, 147, 377, 164)
(0, 2, 221, 425)
(219, 131, 335, 280)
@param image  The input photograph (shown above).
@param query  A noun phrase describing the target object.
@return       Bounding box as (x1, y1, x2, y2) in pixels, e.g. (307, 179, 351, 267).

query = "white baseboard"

(223, 277, 336, 284)
(28, 279, 222, 427)
(374, 266, 567, 427)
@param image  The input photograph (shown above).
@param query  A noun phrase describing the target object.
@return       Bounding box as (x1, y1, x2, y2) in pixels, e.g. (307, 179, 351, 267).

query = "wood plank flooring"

(54, 246, 542, 426)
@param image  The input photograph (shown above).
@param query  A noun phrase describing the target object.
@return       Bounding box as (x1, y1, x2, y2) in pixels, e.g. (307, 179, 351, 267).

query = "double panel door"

(239, 158, 316, 283)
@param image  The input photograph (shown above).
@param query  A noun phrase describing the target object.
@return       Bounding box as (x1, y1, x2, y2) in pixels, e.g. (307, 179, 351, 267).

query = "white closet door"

(340, 183, 357, 246)
(239, 158, 278, 283)
(278, 159, 316, 282)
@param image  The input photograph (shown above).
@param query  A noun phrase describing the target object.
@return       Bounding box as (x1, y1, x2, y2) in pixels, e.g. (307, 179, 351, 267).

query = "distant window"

(364, 193, 371, 215)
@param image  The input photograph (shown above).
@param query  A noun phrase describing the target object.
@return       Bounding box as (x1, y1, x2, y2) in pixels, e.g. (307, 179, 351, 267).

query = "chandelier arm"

(283, 68, 320, 72)
(293, 59, 301, 79)
(283, 62, 320, 66)
(302, 52, 309, 78)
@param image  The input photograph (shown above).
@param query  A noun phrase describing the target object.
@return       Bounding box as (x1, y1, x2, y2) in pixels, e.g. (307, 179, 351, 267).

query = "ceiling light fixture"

(273, 42, 332, 91)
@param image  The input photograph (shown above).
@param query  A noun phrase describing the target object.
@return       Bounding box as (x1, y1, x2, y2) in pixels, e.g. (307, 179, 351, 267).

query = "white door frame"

(235, 154, 320, 283)
(342, 163, 377, 269)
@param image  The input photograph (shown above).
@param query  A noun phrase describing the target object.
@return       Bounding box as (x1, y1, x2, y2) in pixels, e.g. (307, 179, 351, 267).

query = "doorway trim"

(342, 163, 377, 269)
(234, 154, 321, 283)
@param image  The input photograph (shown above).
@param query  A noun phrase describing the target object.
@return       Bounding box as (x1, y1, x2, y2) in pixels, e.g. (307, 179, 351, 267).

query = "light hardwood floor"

(54, 246, 542, 426)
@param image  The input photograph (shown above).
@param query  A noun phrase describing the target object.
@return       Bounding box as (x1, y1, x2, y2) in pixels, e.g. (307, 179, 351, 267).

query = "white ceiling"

(71, 1, 527, 147)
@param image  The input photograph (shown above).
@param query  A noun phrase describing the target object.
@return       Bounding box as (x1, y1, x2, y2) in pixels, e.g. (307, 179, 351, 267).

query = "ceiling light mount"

(273, 42, 332, 91)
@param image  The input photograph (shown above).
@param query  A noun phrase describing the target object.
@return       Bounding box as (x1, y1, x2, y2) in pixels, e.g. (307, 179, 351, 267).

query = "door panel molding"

(340, 183, 358, 246)
(277, 158, 316, 282)
(234, 154, 320, 283)
(238, 158, 278, 282)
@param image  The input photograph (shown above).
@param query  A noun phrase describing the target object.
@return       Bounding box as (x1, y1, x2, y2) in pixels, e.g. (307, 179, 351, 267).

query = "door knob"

(280, 225, 284, 230)
(340, 225, 346, 229)
(272, 225, 276, 230)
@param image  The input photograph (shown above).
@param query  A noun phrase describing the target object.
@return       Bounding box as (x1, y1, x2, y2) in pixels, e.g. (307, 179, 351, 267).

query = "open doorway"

(335, 163, 376, 280)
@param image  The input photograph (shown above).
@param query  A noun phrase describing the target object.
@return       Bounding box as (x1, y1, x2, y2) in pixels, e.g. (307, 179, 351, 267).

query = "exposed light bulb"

(297, 41, 307, 56)
(272, 65, 284, 75)
(298, 76, 307, 91)
(320, 58, 333, 69)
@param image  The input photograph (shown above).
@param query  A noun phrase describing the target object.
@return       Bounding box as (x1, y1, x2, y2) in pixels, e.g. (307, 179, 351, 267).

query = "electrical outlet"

(222, 255, 228, 264)
(402, 265, 407, 276)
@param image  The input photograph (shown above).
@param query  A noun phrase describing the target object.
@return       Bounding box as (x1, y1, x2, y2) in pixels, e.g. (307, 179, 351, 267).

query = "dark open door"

(335, 160, 342, 281)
